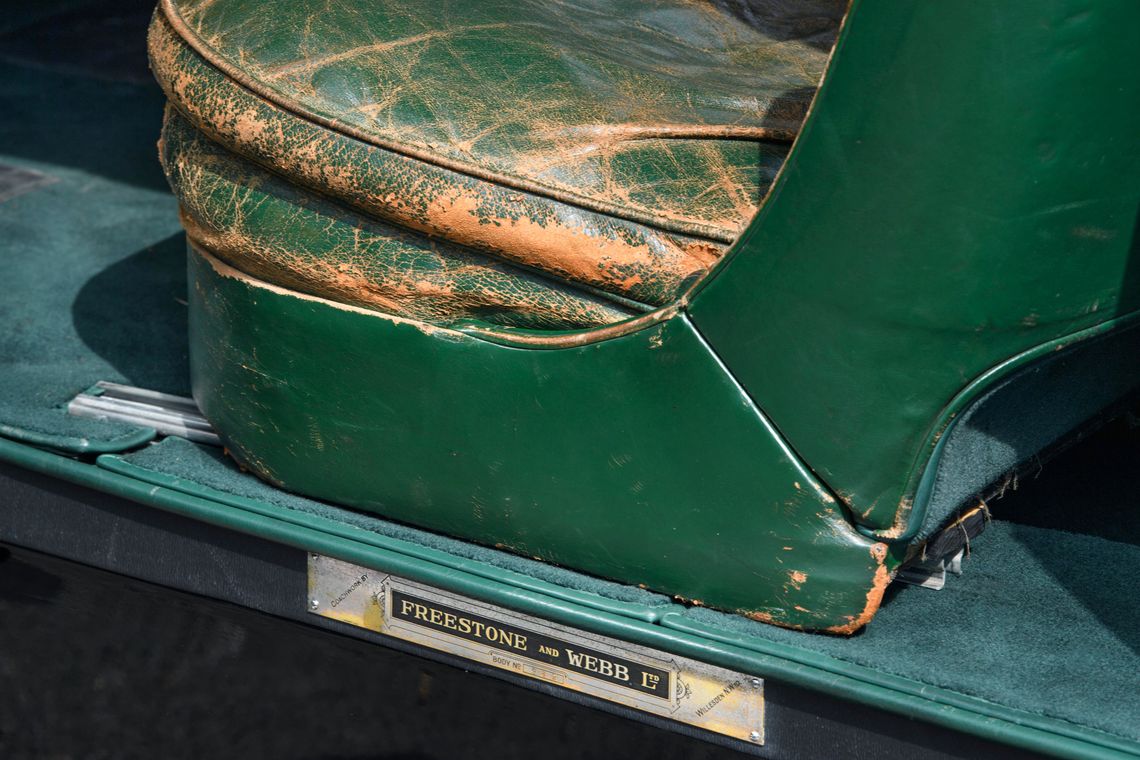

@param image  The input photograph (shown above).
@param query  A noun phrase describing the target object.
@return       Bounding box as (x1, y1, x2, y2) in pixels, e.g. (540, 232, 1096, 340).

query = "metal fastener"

(309, 599, 319, 610)
(751, 678, 761, 689)
(749, 731, 761, 743)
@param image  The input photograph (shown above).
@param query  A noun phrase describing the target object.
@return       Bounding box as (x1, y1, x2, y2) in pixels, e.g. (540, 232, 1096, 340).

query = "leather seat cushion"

(161, 107, 635, 328)
(151, 0, 844, 323)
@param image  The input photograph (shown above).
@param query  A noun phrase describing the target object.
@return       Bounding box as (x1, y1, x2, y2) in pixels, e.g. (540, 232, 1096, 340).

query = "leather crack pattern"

(150, 0, 844, 326)
(161, 107, 634, 329)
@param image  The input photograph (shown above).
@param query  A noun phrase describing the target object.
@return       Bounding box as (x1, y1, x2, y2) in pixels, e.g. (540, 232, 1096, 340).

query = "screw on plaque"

(309, 599, 320, 610)
(749, 731, 761, 743)
(751, 678, 760, 689)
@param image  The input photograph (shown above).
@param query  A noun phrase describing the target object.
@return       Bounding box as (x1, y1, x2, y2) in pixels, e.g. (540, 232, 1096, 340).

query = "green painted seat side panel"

(161, 0, 841, 238)
(160, 107, 633, 329)
(148, 11, 763, 308)
(188, 244, 891, 633)
(689, 0, 1140, 535)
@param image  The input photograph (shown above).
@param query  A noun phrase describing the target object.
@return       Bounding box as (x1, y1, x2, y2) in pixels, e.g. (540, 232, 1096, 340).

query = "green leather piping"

(157, 0, 752, 244)
(188, 238, 672, 349)
(0, 434, 1134, 760)
(681, 312, 851, 515)
(870, 308, 1140, 543)
(454, 305, 682, 349)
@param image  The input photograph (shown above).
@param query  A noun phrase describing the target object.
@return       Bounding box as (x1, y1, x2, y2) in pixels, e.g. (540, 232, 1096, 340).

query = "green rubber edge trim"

(97, 455, 669, 623)
(0, 434, 1135, 760)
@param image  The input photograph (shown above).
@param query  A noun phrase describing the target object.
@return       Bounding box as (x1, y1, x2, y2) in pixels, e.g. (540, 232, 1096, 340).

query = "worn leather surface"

(150, 0, 842, 322)
(150, 15, 717, 310)
(160, 107, 633, 328)
(162, 0, 841, 237)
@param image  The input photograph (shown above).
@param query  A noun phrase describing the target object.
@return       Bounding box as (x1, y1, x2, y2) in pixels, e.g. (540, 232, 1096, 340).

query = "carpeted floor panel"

(0, 17, 189, 449)
(681, 520, 1140, 743)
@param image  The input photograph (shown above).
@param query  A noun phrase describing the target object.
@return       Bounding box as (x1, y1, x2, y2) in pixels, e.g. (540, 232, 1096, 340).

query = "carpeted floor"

(0, 0, 187, 449)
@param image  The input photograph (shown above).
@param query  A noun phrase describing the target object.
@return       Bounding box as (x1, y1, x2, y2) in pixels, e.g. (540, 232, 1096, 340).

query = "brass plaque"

(307, 555, 764, 744)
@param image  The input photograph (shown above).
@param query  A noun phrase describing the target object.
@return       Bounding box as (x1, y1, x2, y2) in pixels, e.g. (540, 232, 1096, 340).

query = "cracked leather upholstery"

(162, 108, 633, 328)
(151, 0, 844, 327)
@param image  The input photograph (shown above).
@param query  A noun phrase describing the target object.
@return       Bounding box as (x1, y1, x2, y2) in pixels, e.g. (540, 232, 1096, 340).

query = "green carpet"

(683, 521, 1140, 743)
(0, 8, 188, 450)
(672, 420, 1140, 742)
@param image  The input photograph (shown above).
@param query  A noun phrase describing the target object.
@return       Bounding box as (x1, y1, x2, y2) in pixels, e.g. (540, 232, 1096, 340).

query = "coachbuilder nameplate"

(307, 555, 764, 744)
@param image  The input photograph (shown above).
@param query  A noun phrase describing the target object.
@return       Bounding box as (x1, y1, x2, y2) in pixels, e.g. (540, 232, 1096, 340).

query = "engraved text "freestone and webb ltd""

(391, 590, 670, 699)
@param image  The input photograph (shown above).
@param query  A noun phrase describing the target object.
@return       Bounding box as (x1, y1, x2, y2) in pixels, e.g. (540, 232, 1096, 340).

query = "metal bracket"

(896, 549, 965, 590)
(68, 381, 221, 446)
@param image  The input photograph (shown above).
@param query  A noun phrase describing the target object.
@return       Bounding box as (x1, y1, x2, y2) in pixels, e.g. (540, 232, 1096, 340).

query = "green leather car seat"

(152, 0, 844, 327)
(151, 0, 1140, 632)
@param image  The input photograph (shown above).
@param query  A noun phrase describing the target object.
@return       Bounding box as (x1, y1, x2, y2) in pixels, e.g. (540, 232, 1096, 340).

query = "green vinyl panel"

(188, 244, 891, 632)
(688, 0, 1140, 536)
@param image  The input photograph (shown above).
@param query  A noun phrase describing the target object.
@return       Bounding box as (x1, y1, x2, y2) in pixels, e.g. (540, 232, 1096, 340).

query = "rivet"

(309, 599, 319, 610)
(751, 678, 761, 689)
(749, 730, 761, 743)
